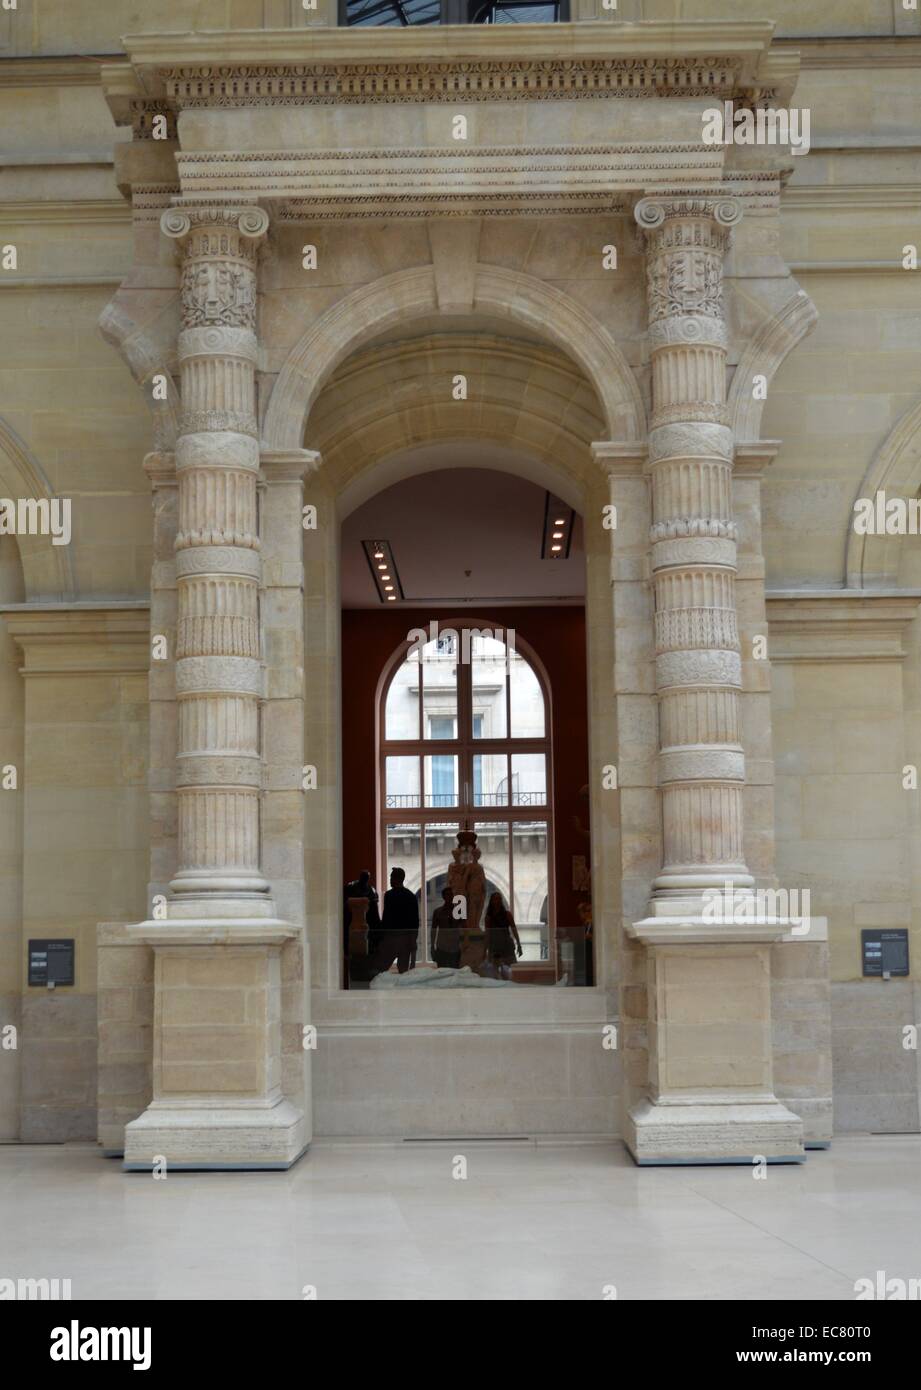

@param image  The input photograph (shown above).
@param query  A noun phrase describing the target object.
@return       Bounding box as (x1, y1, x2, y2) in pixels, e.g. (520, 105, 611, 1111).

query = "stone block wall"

(97, 924, 153, 1154)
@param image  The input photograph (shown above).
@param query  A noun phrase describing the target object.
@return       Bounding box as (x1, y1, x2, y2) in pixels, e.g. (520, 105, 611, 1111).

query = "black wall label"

(861, 929, 909, 978)
(28, 939, 75, 987)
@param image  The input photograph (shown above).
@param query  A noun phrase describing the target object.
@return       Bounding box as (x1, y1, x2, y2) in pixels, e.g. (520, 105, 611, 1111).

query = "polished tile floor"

(1, 1135, 918, 1300)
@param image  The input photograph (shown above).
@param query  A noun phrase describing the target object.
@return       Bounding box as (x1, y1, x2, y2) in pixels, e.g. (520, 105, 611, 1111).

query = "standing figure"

(431, 884, 461, 969)
(371, 867, 419, 975)
(447, 830, 487, 973)
(484, 892, 523, 981)
(343, 869, 381, 963)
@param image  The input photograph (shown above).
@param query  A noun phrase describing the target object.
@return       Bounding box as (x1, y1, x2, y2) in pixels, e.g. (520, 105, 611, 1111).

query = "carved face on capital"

(183, 260, 254, 327)
(648, 249, 723, 322)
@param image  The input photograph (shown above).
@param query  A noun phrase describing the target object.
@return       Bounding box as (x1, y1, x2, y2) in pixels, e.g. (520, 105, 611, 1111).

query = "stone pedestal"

(123, 922, 307, 1170)
(625, 915, 804, 1163)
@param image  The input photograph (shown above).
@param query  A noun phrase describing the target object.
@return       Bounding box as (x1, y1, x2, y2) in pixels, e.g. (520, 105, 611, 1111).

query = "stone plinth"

(123, 921, 307, 1171)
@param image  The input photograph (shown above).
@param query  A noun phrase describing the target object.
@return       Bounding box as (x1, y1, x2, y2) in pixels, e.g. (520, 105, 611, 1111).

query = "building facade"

(1, 0, 920, 1167)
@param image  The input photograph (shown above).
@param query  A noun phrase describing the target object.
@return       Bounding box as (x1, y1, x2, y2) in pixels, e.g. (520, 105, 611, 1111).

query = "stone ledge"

(766, 590, 921, 663)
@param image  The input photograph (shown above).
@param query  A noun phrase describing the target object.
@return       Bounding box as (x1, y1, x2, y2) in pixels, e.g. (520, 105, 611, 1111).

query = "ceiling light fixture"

(362, 539, 405, 604)
(541, 492, 576, 560)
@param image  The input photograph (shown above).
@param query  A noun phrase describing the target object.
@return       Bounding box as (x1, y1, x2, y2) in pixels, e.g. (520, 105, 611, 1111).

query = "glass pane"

(424, 823, 460, 965)
(471, 633, 507, 739)
(424, 754, 458, 808)
(473, 752, 508, 807)
(385, 654, 419, 740)
(511, 752, 547, 807)
(347, 0, 441, 24)
(473, 822, 510, 934)
(512, 820, 549, 963)
(385, 756, 420, 810)
(489, 4, 559, 20)
(509, 646, 545, 737)
(422, 637, 457, 739)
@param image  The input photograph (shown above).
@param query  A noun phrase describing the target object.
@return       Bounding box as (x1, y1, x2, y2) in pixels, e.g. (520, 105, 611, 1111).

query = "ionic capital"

(161, 205, 270, 248)
(634, 196, 743, 235)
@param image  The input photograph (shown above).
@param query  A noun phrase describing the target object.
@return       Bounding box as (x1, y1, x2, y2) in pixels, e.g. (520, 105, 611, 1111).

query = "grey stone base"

(624, 1097, 806, 1165)
(123, 1098, 308, 1171)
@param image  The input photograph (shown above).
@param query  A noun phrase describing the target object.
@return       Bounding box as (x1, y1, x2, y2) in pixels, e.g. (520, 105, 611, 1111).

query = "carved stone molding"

(159, 57, 743, 108)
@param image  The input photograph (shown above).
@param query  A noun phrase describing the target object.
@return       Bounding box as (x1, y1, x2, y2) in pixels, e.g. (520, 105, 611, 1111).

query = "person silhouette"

(431, 884, 461, 969)
(484, 891, 523, 981)
(371, 867, 419, 975)
(343, 869, 381, 964)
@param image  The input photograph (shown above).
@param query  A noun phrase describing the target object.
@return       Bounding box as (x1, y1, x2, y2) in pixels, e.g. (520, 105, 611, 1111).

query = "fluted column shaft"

(161, 205, 271, 900)
(635, 196, 753, 896)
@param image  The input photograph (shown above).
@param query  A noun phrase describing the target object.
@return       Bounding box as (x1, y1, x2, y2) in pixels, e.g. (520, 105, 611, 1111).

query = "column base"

(624, 1097, 805, 1166)
(123, 1097, 308, 1171)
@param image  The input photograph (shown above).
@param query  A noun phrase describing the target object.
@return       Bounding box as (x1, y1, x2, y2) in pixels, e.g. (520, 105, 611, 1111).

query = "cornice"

(104, 22, 796, 122)
(775, 36, 921, 70)
(0, 200, 129, 227)
(0, 56, 110, 89)
(1, 604, 151, 677)
(782, 184, 921, 211)
(765, 589, 921, 663)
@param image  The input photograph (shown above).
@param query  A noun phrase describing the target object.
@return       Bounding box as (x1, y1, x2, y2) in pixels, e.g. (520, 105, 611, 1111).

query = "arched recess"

(262, 265, 645, 450)
(845, 398, 921, 588)
(728, 288, 819, 441)
(0, 416, 74, 600)
(307, 332, 607, 516)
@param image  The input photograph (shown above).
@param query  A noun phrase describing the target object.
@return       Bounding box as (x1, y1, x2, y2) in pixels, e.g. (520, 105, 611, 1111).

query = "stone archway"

(845, 398, 921, 588)
(262, 264, 645, 451)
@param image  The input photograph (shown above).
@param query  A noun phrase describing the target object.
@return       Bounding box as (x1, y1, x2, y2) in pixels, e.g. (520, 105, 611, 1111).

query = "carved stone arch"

(728, 288, 819, 441)
(0, 416, 75, 600)
(335, 433, 589, 522)
(306, 330, 607, 512)
(845, 397, 921, 588)
(262, 265, 645, 450)
(98, 298, 181, 450)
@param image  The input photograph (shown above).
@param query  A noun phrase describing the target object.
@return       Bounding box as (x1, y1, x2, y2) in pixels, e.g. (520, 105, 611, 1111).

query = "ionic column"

(624, 197, 803, 1165)
(634, 196, 753, 902)
(160, 205, 270, 906)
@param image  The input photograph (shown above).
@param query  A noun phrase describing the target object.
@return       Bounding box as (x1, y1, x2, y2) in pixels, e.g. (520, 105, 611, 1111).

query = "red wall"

(340, 607, 590, 940)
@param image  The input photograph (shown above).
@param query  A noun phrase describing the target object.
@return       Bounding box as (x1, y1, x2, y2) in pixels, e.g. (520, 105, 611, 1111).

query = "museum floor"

(1, 1136, 917, 1301)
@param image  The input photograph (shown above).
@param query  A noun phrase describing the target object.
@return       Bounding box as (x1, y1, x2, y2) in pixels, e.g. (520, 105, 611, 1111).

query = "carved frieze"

(160, 57, 743, 108)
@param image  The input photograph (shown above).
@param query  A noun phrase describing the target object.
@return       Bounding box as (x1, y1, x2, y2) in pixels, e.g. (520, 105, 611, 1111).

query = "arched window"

(379, 627, 552, 965)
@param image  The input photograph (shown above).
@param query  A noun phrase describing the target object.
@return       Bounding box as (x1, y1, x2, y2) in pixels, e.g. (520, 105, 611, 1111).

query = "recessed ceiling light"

(363, 540, 403, 604)
(543, 493, 575, 560)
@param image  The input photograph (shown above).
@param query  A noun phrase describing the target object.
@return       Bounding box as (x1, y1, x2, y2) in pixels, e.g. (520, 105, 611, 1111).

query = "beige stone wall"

(2, 611, 150, 1140)
(96, 923, 153, 1153)
(0, 540, 25, 1139)
(0, 8, 919, 1144)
